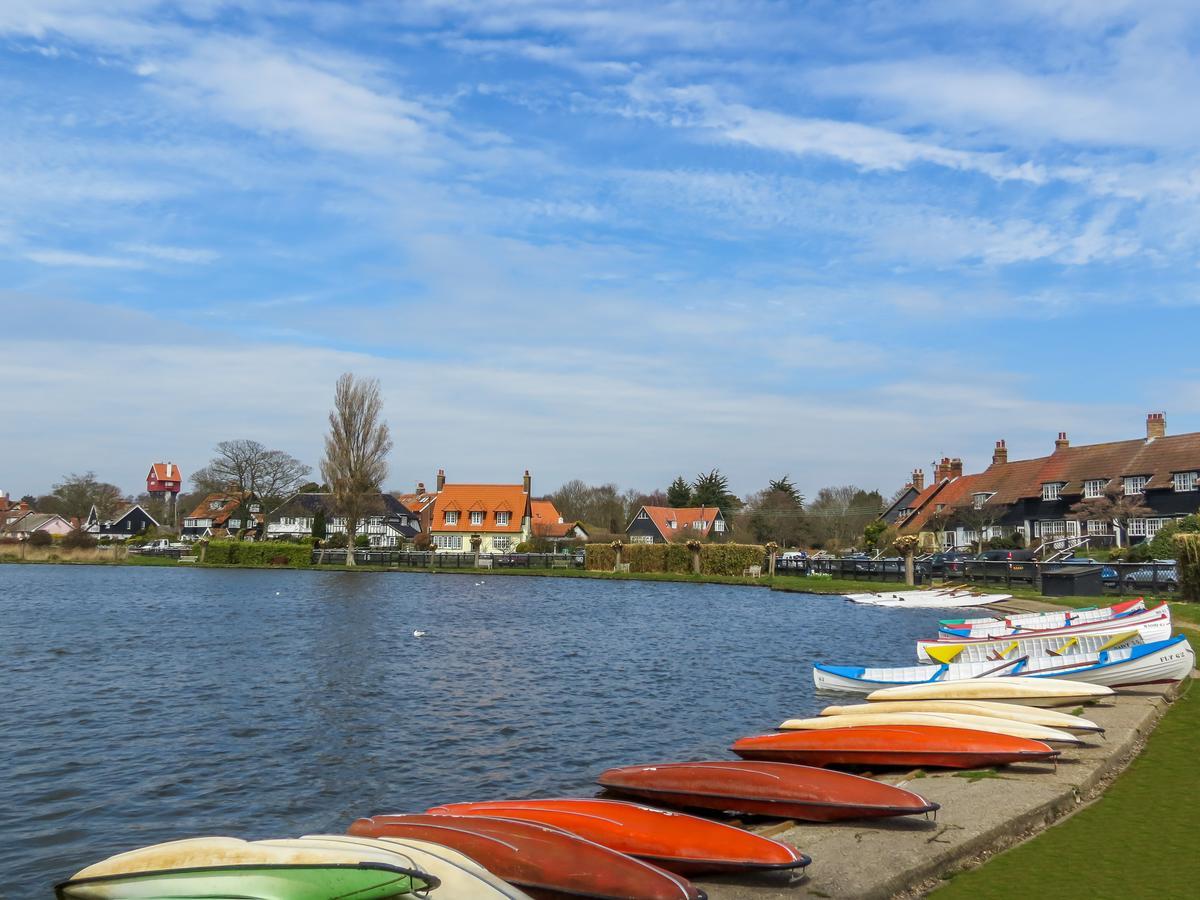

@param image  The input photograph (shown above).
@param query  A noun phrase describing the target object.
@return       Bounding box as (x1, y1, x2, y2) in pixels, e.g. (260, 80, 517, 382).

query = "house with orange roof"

(530, 499, 589, 548)
(895, 413, 1200, 550)
(424, 469, 534, 552)
(625, 505, 728, 544)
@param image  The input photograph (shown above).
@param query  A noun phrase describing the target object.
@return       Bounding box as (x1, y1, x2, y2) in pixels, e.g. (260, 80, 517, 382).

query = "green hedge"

(204, 540, 312, 567)
(699, 543, 767, 575)
(585, 542, 765, 575)
(1177, 534, 1200, 602)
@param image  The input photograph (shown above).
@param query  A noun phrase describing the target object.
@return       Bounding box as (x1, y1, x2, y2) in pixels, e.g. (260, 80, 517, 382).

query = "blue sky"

(3, 1, 1200, 500)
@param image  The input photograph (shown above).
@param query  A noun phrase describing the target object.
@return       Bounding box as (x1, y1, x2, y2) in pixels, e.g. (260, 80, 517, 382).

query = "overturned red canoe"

(348, 814, 704, 900)
(427, 797, 810, 875)
(595, 760, 937, 822)
(732, 725, 1060, 770)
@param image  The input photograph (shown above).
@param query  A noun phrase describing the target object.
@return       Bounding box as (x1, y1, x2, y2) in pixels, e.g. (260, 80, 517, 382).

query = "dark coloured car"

(976, 549, 1035, 562)
(929, 552, 972, 576)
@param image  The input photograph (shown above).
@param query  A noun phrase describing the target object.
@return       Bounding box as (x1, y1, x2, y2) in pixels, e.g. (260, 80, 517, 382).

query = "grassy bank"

(932, 679, 1197, 899)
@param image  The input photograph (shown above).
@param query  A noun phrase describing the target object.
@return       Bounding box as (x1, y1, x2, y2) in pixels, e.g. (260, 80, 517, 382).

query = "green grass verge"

(933, 680, 1198, 898)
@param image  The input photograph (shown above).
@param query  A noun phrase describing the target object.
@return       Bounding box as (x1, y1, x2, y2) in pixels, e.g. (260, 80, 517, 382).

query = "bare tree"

(39, 472, 125, 520)
(1068, 487, 1153, 548)
(192, 439, 311, 510)
(320, 373, 393, 567)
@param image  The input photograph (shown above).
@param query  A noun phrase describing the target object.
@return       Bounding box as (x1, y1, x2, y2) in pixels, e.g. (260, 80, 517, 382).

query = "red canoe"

(731, 725, 1060, 770)
(595, 760, 937, 822)
(348, 814, 704, 900)
(426, 797, 810, 875)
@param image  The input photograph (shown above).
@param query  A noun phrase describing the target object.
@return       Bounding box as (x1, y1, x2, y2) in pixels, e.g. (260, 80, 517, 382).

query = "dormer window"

(209, 500, 223, 510)
(1083, 479, 1106, 499)
(971, 492, 993, 509)
(1174, 472, 1197, 493)
(1124, 475, 1147, 495)
(693, 519, 707, 529)
(667, 519, 677, 529)
(444, 510, 459, 525)
(496, 511, 510, 527)
(1042, 483, 1064, 501)
(470, 510, 484, 526)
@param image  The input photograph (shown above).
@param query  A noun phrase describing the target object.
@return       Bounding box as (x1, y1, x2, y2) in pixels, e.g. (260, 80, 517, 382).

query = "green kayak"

(54, 861, 437, 899)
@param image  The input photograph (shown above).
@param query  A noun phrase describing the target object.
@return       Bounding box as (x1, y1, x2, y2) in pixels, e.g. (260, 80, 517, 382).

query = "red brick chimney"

(1147, 412, 1166, 442)
(416, 482, 425, 494)
(911, 468, 925, 491)
(992, 440, 1008, 465)
(949, 458, 963, 479)
(522, 469, 531, 495)
(436, 469, 446, 492)
(935, 457, 953, 481)
(1055, 431, 1069, 451)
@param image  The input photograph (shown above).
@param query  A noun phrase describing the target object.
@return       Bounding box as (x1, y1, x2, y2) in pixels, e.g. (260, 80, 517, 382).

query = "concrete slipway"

(698, 598, 1189, 900)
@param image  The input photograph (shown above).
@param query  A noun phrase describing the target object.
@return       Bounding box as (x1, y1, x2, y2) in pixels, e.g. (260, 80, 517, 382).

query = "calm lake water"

(0, 565, 941, 896)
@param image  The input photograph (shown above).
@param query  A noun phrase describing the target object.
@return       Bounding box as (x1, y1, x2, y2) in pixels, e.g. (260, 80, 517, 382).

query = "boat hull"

(778, 711, 1082, 745)
(866, 677, 1114, 707)
(595, 760, 938, 822)
(348, 814, 704, 900)
(940, 598, 1145, 629)
(425, 798, 809, 875)
(846, 590, 1010, 608)
(819, 700, 1103, 733)
(731, 725, 1059, 770)
(938, 603, 1167, 640)
(917, 627, 1156, 664)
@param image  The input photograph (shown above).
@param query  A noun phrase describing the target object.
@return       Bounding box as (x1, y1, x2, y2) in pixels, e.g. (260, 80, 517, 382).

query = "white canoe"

(846, 589, 1010, 608)
(816, 636, 1194, 695)
(931, 606, 1172, 648)
(281, 836, 531, 900)
(865, 677, 1114, 707)
(778, 711, 1083, 745)
(819, 700, 1103, 733)
(939, 602, 1168, 640)
(917, 629, 1150, 664)
(940, 598, 1145, 630)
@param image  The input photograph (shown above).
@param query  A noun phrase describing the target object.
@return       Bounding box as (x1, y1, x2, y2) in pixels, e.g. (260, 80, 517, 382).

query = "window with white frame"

(1087, 519, 1109, 535)
(470, 510, 484, 526)
(637, 510, 649, 519)
(630, 535, 654, 543)
(667, 519, 677, 529)
(493, 536, 511, 550)
(444, 510, 459, 525)
(1041, 520, 1067, 537)
(1124, 475, 1147, 495)
(433, 534, 462, 549)
(496, 511, 510, 527)
(1041, 483, 1063, 501)
(693, 519, 707, 529)
(1083, 479, 1106, 499)
(972, 492, 991, 509)
(1173, 471, 1197, 492)
(714, 519, 725, 532)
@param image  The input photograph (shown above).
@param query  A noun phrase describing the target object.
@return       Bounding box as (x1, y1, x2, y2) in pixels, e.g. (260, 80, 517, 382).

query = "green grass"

(933, 680, 1198, 899)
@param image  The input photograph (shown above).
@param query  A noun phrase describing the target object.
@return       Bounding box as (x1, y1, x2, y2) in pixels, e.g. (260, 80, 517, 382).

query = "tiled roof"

(185, 492, 259, 527)
(147, 463, 182, 482)
(430, 484, 530, 533)
(269, 492, 413, 519)
(395, 491, 437, 512)
(634, 505, 723, 540)
(1, 512, 68, 534)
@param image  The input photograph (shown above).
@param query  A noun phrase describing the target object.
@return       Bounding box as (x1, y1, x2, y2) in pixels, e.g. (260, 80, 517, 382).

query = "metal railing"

(311, 550, 584, 569)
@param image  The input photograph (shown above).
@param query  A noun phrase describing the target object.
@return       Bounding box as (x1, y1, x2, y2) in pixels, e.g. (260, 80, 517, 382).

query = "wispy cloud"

(119, 242, 218, 264)
(23, 249, 145, 269)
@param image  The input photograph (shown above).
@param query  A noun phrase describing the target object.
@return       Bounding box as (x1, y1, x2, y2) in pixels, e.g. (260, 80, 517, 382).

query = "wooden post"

(766, 542, 778, 577)
(611, 541, 623, 572)
(905, 549, 914, 586)
(687, 540, 702, 574)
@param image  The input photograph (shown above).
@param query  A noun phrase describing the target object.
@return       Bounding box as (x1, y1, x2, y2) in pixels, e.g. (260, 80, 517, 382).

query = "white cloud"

(23, 249, 145, 269)
(119, 242, 218, 264)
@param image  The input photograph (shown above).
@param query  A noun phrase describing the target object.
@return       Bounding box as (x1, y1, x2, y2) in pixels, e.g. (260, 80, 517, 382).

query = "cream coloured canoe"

(846, 589, 1011, 608)
(275, 835, 532, 900)
(819, 700, 1103, 734)
(866, 676, 1115, 707)
(917, 629, 1148, 664)
(777, 711, 1083, 745)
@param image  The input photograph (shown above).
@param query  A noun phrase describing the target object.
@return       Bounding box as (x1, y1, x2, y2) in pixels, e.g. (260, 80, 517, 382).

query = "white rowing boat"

(937, 603, 1170, 641)
(846, 588, 1011, 609)
(917, 629, 1149, 664)
(814, 636, 1193, 694)
(866, 677, 1113, 707)
(939, 598, 1145, 630)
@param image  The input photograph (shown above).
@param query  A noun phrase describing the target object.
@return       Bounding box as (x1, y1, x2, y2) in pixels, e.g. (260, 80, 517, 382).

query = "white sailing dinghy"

(917, 629, 1149, 664)
(814, 635, 1194, 694)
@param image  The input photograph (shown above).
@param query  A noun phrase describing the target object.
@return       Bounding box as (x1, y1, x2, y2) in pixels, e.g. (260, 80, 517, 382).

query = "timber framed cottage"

(265, 492, 420, 547)
(894, 413, 1200, 551)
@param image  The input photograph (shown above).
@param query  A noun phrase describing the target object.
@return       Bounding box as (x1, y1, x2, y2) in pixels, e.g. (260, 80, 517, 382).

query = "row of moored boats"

(57, 598, 1193, 900)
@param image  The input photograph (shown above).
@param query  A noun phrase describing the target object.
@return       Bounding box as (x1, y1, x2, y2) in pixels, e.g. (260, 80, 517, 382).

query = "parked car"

(1116, 559, 1179, 589)
(976, 549, 1035, 562)
(929, 551, 972, 576)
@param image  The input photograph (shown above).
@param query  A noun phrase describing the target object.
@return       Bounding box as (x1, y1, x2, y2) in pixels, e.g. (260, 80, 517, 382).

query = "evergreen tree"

(767, 475, 802, 505)
(312, 508, 327, 539)
(691, 469, 741, 511)
(666, 476, 692, 507)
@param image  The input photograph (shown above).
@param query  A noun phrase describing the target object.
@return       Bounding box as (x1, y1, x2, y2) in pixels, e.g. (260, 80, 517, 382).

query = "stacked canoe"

(60, 598, 1187, 900)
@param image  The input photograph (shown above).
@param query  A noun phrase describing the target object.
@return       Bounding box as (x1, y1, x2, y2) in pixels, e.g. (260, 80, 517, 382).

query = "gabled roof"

(430, 483, 531, 533)
(147, 462, 182, 482)
(629, 505, 724, 540)
(395, 490, 437, 512)
(2, 512, 70, 534)
(184, 492, 259, 526)
(268, 492, 415, 520)
(531, 499, 587, 539)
